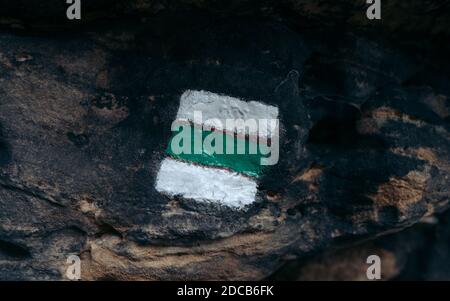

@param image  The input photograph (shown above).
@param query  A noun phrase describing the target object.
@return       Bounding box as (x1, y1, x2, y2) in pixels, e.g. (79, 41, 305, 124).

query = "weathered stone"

(0, 10, 449, 280)
(271, 211, 450, 281)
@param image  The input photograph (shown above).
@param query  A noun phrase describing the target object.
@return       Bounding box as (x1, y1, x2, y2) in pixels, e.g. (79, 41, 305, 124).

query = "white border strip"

(177, 90, 279, 139)
(155, 158, 257, 208)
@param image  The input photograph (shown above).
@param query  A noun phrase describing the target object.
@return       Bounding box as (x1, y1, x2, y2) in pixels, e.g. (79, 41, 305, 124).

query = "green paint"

(166, 126, 267, 177)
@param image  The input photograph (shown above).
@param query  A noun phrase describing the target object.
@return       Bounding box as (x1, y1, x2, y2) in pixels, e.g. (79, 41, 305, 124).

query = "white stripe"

(155, 158, 257, 209)
(177, 90, 279, 139)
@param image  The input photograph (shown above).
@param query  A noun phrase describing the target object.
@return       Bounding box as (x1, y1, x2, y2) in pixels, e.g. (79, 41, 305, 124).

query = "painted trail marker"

(155, 90, 279, 209)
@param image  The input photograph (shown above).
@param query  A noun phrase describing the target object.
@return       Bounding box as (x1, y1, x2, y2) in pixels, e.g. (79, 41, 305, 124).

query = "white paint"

(155, 158, 257, 208)
(177, 90, 279, 139)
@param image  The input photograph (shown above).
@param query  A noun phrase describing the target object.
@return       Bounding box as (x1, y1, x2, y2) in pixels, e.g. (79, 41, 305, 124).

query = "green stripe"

(166, 126, 267, 177)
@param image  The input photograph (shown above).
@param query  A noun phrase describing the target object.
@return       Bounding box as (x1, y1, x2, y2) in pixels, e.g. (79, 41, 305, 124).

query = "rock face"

(0, 5, 449, 280)
(1, 0, 450, 36)
(271, 210, 450, 281)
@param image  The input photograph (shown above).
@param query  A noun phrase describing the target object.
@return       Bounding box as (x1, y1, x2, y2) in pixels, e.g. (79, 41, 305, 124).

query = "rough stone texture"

(0, 5, 449, 280)
(271, 211, 450, 281)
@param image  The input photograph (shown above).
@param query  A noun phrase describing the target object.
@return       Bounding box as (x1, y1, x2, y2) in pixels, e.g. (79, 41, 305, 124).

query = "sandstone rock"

(271, 210, 450, 281)
(0, 10, 449, 280)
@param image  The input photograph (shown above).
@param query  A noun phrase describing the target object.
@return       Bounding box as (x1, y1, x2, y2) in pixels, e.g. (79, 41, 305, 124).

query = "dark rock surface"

(1, 0, 449, 36)
(0, 5, 449, 280)
(271, 210, 450, 281)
